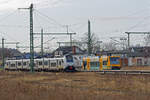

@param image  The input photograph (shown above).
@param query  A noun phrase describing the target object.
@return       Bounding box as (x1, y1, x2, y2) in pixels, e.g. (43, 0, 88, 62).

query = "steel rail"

(79, 70, 150, 75)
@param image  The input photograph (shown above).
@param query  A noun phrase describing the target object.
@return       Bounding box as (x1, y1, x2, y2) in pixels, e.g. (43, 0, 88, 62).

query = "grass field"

(0, 71, 150, 100)
(122, 66, 150, 70)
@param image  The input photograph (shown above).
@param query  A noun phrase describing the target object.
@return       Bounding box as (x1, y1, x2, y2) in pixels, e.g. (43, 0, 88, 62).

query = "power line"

(0, 24, 29, 28)
(0, 10, 18, 23)
(127, 16, 150, 31)
(34, 9, 64, 27)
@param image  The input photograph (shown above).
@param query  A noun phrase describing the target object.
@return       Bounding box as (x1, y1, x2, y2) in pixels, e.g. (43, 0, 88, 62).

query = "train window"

(51, 63, 56, 67)
(23, 62, 27, 66)
(11, 63, 15, 67)
(103, 61, 107, 65)
(44, 61, 48, 66)
(110, 57, 119, 61)
(39, 61, 43, 66)
(90, 62, 100, 67)
(18, 62, 22, 66)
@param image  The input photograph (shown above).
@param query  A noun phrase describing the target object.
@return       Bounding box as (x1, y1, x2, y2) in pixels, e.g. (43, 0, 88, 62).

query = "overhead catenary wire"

(34, 9, 64, 27)
(127, 16, 150, 31)
(34, 9, 79, 33)
(0, 10, 18, 23)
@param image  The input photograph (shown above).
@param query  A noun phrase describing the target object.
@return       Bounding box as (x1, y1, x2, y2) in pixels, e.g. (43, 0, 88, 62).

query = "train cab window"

(110, 57, 120, 64)
(18, 62, 22, 66)
(51, 63, 56, 67)
(44, 61, 48, 66)
(23, 62, 27, 66)
(103, 61, 107, 65)
(39, 61, 43, 66)
(66, 55, 73, 62)
(74, 57, 78, 60)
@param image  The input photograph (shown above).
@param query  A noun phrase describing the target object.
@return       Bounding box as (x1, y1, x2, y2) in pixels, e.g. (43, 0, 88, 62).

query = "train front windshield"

(110, 57, 120, 64)
(66, 55, 73, 62)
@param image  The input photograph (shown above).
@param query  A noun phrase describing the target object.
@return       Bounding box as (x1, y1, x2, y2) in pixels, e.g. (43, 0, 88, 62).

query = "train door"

(17, 61, 22, 70)
(10, 61, 16, 70)
(48, 59, 51, 70)
(37, 59, 43, 70)
(58, 59, 63, 70)
(23, 61, 28, 70)
(102, 58, 108, 70)
(44, 59, 49, 70)
(5, 61, 10, 70)
(50, 59, 57, 70)
(82, 58, 87, 70)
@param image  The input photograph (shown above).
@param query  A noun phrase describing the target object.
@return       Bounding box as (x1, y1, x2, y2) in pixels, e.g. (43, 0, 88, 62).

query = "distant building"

(0, 48, 22, 59)
(128, 46, 150, 66)
(96, 47, 150, 66)
(53, 46, 85, 57)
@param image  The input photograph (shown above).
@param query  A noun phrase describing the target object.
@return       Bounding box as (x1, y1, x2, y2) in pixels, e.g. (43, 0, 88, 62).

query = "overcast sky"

(0, 0, 150, 52)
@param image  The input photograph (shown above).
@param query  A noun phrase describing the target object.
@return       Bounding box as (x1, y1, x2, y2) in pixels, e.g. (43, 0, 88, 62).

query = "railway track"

(4, 68, 150, 75)
(79, 70, 150, 75)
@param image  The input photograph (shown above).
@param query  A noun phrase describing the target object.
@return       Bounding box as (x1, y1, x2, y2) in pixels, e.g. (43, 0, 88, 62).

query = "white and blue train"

(4, 54, 79, 72)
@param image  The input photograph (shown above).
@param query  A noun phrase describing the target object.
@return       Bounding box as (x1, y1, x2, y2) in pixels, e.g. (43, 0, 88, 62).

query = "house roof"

(53, 46, 85, 56)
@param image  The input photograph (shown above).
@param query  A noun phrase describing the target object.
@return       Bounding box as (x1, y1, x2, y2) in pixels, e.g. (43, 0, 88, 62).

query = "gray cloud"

(0, 0, 71, 10)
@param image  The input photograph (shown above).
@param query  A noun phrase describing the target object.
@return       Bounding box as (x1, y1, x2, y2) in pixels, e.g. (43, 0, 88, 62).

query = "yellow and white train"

(82, 56, 121, 71)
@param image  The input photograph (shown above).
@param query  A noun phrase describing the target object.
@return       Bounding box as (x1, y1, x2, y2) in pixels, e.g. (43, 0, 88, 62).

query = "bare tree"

(144, 35, 150, 46)
(102, 42, 117, 51)
(80, 32, 100, 53)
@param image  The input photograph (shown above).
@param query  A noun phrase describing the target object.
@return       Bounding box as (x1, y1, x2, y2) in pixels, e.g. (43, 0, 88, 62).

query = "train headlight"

(69, 66, 73, 70)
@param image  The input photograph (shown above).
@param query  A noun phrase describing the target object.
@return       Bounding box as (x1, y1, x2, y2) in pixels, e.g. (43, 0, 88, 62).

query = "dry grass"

(122, 66, 150, 70)
(0, 71, 150, 100)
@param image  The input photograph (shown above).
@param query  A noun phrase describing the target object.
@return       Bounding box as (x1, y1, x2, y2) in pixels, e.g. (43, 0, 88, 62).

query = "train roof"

(6, 57, 65, 61)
